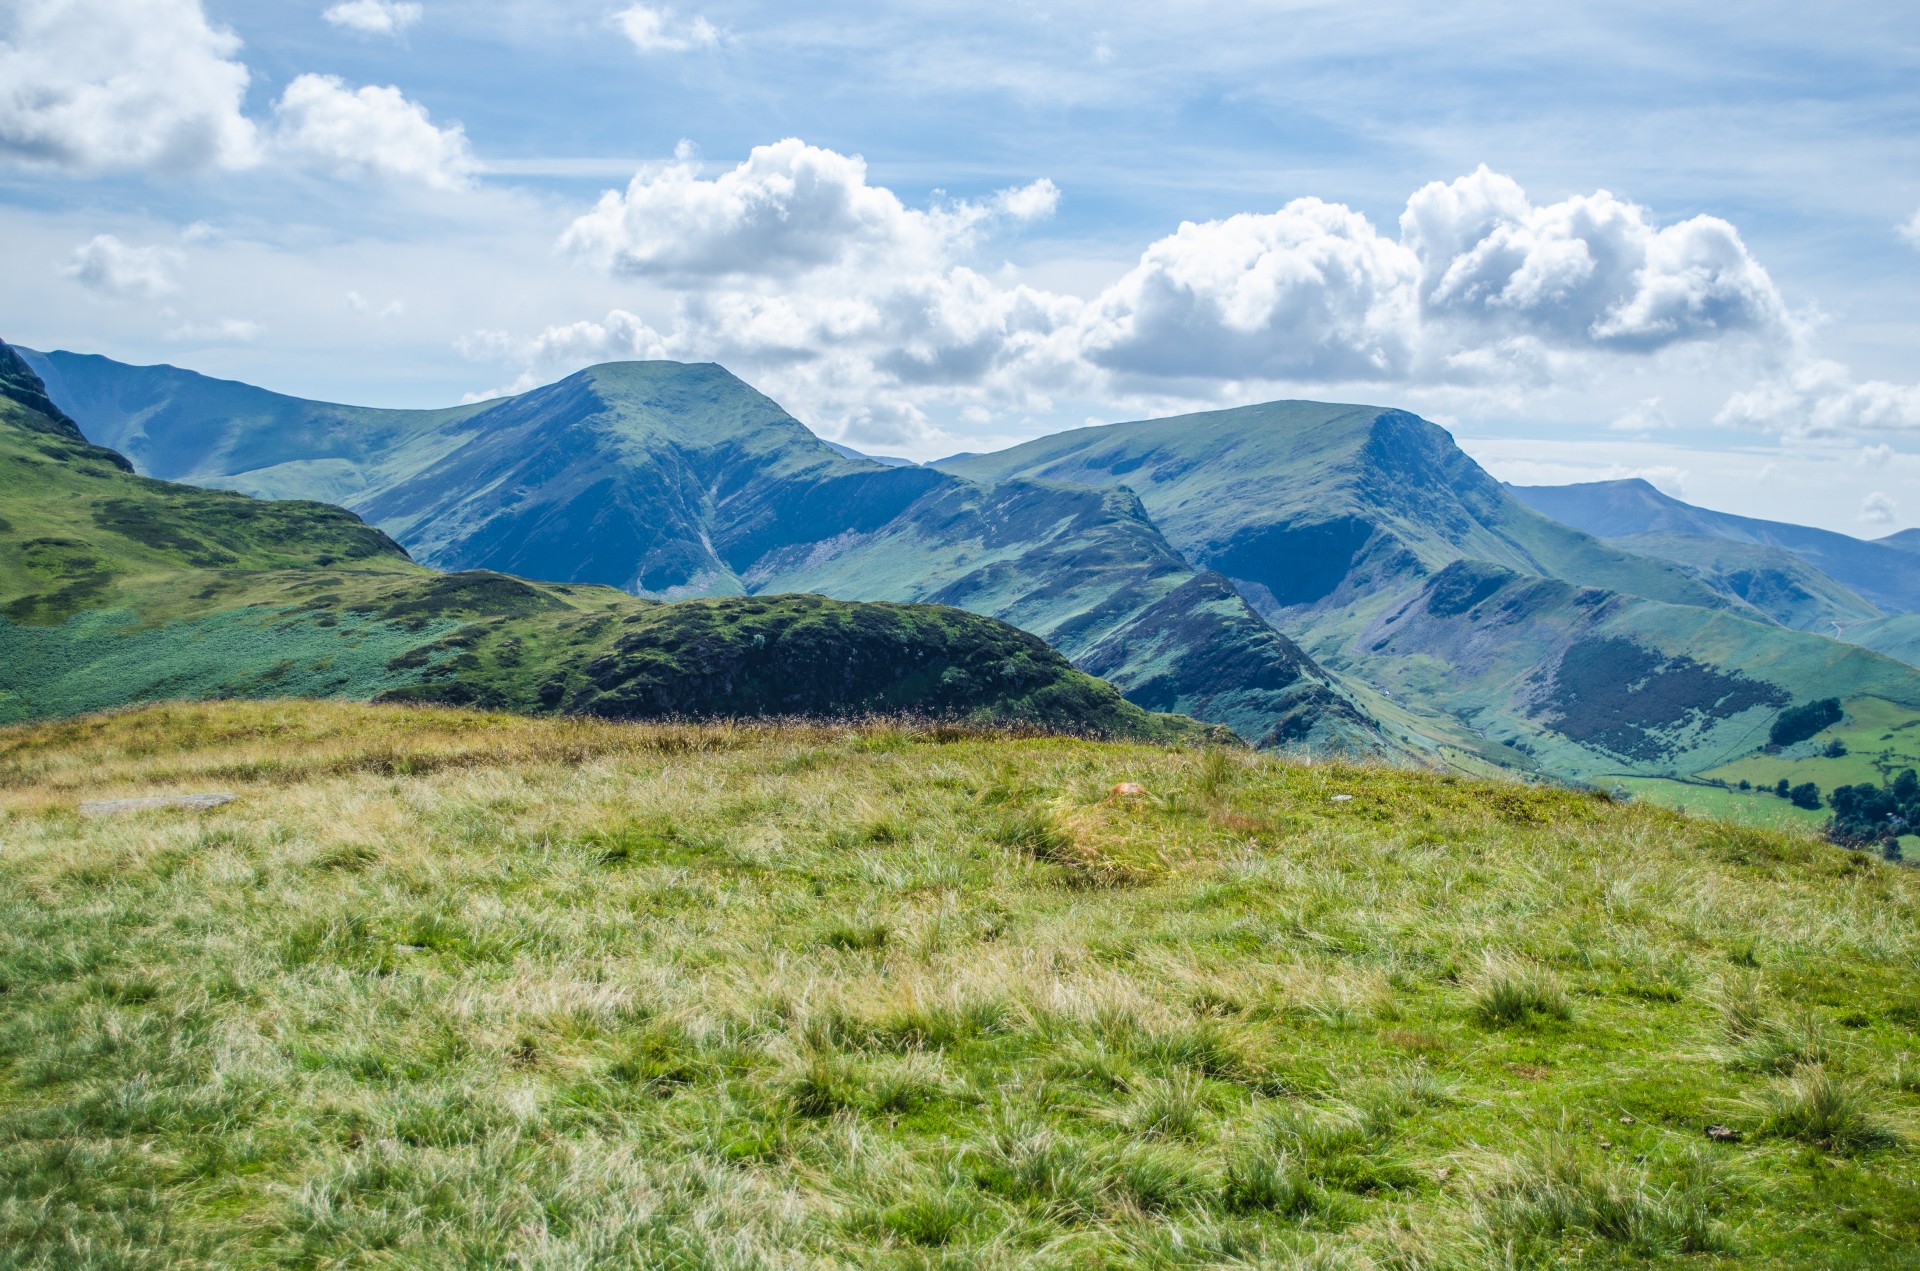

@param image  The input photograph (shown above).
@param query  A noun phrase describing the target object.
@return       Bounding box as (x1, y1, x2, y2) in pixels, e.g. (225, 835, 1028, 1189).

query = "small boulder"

(79, 792, 237, 817)
(1109, 782, 1147, 797)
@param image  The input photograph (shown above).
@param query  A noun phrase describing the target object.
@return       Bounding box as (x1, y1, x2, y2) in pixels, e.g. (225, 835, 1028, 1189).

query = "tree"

(1895, 768, 1919, 803)
(1775, 778, 1791, 799)
(1769, 698, 1843, 748)
(1829, 783, 1904, 848)
(1823, 739, 1848, 758)
(1737, 779, 1751, 791)
(1885, 839, 1906, 864)
(1789, 782, 1822, 811)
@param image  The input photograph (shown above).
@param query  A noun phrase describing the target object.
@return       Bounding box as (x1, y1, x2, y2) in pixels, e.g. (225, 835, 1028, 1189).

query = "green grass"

(2, 700, 1918, 1268)
(1703, 696, 1920, 795)
(1608, 775, 1829, 833)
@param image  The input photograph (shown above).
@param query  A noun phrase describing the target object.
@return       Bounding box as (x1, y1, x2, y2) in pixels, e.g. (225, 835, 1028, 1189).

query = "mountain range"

(0, 341, 1209, 742)
(16, 343, 1920, 797)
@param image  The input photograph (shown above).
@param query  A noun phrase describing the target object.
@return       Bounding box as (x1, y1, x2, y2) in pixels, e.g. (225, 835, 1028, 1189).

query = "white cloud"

(63, 234, 181, 298)
(1608, 397, 1672, 432)
(994, 178, 1061, 222)
(345, 290, 405, 318)
(613, 5, 718, 54)
(1903, 210, 1920, 249)
(1860, 491, 1898, 525)
(273, 74, 476, 190)
(0, 0, 258, 172)
(322, 0, 423, 38)
(560, 138, 1049, 280)
(489, 144, 1902, 455)
(1861, 443, 1894, 466)
(1079, 166, 1790, 385)
(1716, 357, 1920, 437)
(1081, 199, 1419, 381)
(1403, 167, 1788, 354)
(165, 315, 261, 342)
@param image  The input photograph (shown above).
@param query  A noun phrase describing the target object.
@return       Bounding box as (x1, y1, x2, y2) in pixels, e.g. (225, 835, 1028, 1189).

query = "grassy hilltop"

(2, 701, 1917, 1268)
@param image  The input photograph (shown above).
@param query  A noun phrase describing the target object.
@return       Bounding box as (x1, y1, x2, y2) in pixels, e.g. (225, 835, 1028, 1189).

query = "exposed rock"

(79, 792, 237, 816)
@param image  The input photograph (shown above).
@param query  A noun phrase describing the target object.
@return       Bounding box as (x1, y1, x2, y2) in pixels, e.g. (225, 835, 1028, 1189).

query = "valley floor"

(1, 702, 1917, 1268)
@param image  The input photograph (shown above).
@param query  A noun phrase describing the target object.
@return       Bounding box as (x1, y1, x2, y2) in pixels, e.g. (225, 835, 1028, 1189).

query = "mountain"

(822, 439, 915, 467)
(1507, 478, 1920, 616)
(1589, 532, 1882, 634)
(31, 348, 1920, 786)
(0, 340, 1209, 742)
(22, 349, 1381, 752)
(938, 402, 1920, 779)
(1879, 528, 1920, 554)
(1843, 613, 1920, 667)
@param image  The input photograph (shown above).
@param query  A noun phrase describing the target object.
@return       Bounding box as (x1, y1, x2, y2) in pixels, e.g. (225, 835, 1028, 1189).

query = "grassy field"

(1702, 696, 1920, 795)
(2, 702, 1919, 1269)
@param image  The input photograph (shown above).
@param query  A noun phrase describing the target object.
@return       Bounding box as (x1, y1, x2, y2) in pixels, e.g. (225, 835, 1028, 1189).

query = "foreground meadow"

(1, 702, 1917, 1269)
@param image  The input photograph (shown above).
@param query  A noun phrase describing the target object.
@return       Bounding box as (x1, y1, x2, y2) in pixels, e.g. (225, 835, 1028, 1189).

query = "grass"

(2, 700, 1919, 1268)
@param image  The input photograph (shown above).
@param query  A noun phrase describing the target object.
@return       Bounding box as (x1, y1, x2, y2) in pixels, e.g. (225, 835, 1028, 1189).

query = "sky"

(2, 0, 1918, 534)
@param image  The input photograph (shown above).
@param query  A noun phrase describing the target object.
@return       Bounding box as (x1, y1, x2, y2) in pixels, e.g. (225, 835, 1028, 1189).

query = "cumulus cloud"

(1903, 210, 1920, 249)
(1081, 199, 1419, 381)
(322, 0, 423, 38)
(1403, 167, 1787, 353)
(1716, 357, 1920, 437)
(1081, 166, 1789, 385)
(0, 0, 258, 171)
(63, 234, 182, 298)
(613, 4, 718, 53)
(483, 143, 1888, 450)
(273, 74, 476, 190)
(561, 139, 1050, 280)
(1860, 491, 1898, 525)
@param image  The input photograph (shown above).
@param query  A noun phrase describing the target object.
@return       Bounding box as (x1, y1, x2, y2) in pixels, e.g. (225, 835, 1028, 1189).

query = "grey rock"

(78, 792, 237, 816)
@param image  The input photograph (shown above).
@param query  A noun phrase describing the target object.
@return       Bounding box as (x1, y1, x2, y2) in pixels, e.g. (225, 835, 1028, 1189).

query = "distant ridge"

(1507, 478, 1920, 616)
(22, 349, 1382, 753)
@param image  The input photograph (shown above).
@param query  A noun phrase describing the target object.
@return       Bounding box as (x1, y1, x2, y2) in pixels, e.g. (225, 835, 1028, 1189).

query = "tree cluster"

(1828, 768, 1918, 861)
(1768, 697, 1842, 749)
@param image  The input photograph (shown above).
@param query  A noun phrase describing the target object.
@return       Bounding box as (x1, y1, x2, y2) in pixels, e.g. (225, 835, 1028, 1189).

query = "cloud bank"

(1, 0, 469, 188)
(0, 0, 259, 171)
(471, 144, 1881, 449)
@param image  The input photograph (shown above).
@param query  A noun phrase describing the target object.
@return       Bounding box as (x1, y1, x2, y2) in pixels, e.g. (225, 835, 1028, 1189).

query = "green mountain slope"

(25, 350, 1383, 752)
(938, 402, 1920, 779)
(1508, 478, 1920, 615)
(0, 342, 1205, 741)
(1602, 531, 1883, 633)
(1842, 612, 1920, 668)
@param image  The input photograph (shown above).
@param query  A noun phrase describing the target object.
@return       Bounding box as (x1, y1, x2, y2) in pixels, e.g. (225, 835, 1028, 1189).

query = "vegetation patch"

(0, 700, 1915, 1267)
(1534, 635, 1787, 761)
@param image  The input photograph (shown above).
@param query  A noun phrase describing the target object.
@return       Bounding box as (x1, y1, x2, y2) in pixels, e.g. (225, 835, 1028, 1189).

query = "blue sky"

(3, 0, 1918, 532)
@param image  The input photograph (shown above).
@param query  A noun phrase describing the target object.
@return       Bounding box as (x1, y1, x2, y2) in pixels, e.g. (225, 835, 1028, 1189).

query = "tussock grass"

(1750, 1064, 1901, 1151)
(1, 700, 1918, 1267)
(1467, 956, 1573, 1027)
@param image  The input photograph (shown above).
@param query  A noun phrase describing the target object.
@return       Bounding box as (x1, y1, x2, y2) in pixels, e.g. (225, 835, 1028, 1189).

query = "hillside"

(33, 348, 1920, 785)
(1602, 532, 1884, 634)
(1508, 479, 1920, 617)
(1, 700, 1916, 1267)
(938, 403, 1920, 781)
(0, 341, 1205, 742)
(22, 349, 1382, 753)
